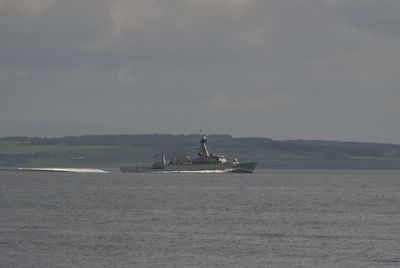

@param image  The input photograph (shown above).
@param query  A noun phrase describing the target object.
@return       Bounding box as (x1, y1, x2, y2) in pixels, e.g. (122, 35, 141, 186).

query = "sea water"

(0, 169, 399, 267)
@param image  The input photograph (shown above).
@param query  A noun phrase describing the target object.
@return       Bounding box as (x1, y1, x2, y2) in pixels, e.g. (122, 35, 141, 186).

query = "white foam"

(17, 168, 109, 173)
(156, 169, 233, 174)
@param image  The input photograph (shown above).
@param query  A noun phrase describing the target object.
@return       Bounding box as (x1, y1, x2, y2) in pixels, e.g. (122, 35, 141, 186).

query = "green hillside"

(1, 134, 400, 169)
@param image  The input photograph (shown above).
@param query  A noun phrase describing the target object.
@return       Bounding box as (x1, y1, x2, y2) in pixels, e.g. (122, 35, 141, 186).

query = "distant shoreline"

(1, 134, 399, 170)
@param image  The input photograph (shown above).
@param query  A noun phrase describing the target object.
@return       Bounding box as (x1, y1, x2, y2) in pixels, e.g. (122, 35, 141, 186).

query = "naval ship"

(120, 136, 257, 173)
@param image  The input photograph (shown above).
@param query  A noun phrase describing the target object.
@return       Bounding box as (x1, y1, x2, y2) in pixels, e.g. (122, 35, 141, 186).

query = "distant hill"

(1, 134, 400, 169)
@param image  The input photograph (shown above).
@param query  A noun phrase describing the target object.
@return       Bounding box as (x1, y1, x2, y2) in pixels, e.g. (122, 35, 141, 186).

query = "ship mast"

(199, 136, 210, 157)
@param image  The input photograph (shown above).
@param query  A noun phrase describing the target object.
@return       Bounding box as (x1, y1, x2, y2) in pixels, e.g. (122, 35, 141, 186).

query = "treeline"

(1, 134, 399, 159)
(0, 134, 232, 146)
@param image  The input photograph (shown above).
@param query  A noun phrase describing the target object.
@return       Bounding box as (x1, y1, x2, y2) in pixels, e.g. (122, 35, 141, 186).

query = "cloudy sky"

(1, 0, 400, 143)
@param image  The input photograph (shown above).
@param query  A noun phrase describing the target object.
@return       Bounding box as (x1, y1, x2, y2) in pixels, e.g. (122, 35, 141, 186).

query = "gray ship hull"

(120, 136, 257, 174)
(120, 162, 257, 174)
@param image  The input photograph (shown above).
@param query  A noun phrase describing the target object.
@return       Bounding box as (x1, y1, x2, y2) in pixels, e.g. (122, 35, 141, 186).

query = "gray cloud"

(325, 0, 400, 36)
(1, 0, 400, 143)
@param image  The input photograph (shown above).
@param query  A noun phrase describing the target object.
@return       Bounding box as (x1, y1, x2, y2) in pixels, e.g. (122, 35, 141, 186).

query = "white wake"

(16, 168, 109, 173)
(156, 169, 233, 174)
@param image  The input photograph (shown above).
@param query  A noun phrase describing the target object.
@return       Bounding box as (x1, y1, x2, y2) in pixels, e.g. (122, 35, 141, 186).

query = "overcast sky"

(1, 0, 400, 143)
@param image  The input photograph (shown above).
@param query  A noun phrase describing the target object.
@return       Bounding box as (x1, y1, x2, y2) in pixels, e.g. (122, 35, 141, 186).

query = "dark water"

(1, 169, 400, 267)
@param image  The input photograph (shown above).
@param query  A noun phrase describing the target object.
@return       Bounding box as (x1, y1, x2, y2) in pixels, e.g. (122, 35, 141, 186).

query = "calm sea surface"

(1, 169, 400, 267)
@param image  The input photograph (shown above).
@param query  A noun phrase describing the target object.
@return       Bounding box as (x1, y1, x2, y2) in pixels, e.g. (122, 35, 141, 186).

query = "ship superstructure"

(120, 136, 257, 173)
